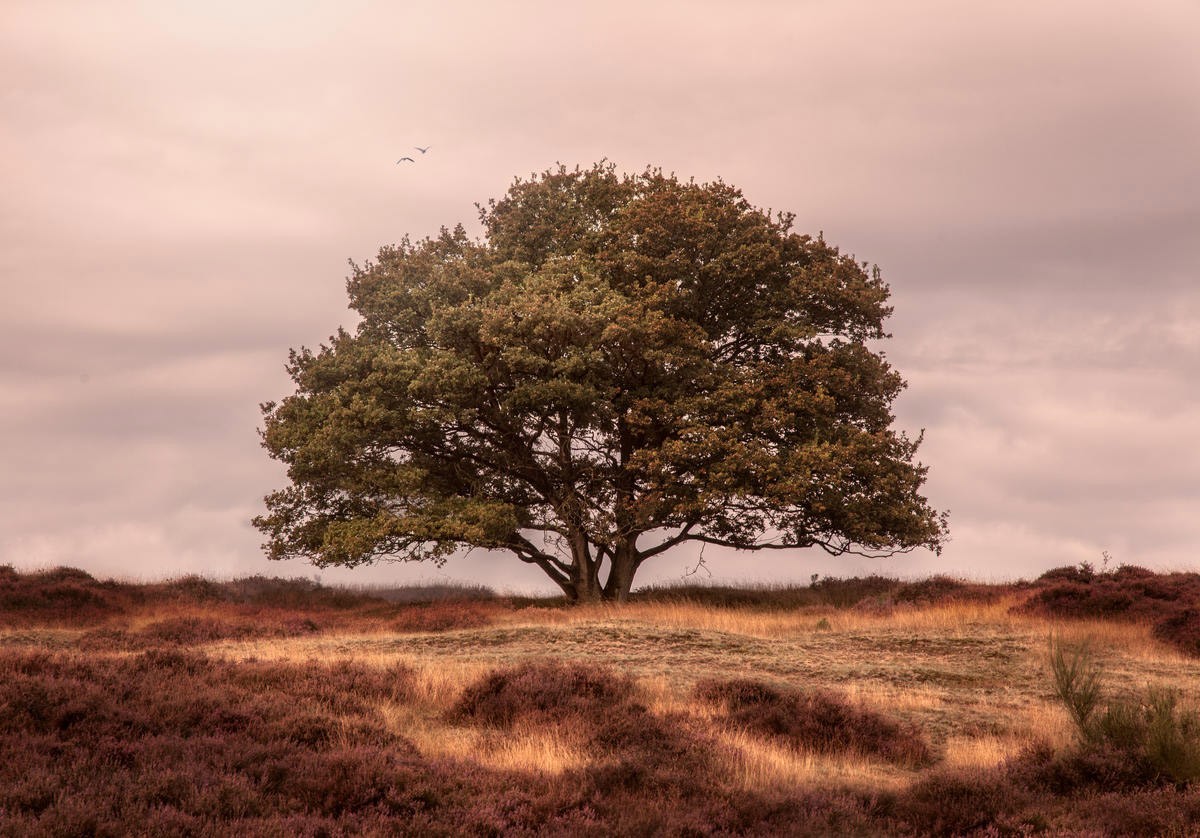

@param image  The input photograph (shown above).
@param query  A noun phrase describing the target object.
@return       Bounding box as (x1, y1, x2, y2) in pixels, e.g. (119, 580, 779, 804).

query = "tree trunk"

(568, 530, 603, 603)
(602, 537, 639, 603)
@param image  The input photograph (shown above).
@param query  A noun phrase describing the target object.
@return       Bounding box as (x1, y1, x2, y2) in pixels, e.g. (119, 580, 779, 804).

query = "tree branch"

(634, 521, 696, 563)
(506, 532, 573, 580)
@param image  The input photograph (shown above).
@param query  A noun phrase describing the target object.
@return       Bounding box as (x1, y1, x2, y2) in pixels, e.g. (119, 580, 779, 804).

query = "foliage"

(254, 162, 947, 602)
(1049, 635, 1103, 735)
(1046, 636, 1200, 787)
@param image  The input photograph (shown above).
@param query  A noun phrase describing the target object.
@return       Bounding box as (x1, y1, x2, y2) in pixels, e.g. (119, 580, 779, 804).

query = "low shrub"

(0, 566, 125, 625)
(630, 575, 946, 611)
(78, 615, 323, 651)
(392, 602, 495, 633)
(1021, 567, 1200, 629)
(140, 616, 258, 644)
(451, 661, 720, 800)
(629, 583, 819, 610)
(1044, 636, 1200, 788)
(1063, 788, 1200, 837)
(449, 661, 634, 729)
(892, 767, 1027, 837)
(1153, 608, 1200, 658)
(694, 677, 933, 767)
(893, 575, 1000, 606)
(809, 575, 901, 609)
(1008, 739, 1161, 794)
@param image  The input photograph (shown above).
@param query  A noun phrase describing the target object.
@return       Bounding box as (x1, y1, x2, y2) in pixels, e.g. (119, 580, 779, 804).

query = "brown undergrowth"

(3, 563, 1200, 835)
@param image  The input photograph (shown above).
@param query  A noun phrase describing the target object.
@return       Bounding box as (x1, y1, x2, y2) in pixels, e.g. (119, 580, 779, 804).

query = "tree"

(254, 163, 948, 603)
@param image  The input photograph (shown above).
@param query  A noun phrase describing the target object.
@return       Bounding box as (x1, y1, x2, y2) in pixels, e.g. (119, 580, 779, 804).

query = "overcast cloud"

(2, 1, 1197, 591)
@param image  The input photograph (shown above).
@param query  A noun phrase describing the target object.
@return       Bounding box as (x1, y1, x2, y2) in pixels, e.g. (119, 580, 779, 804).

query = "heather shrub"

(0, 566, 123, 625)
(893, 574, 999, 606)
(360, 582, 496, 604)
(629, 582, 820, 610)
(451, 660, 720, 802)
(31, 566, 99, 585)
(79, 614, 322, 652)
(1008, 739, 1160, 794)
(1021, 567, 1200, 626)
(0, 648, 439, 834)
(809, 575, 900, 608)
(1037, 564, 1097, 584)
(392, 601, 495, 633)
(157, 574, 229, 603)
(694, 677, 933, 766)
(892, 767, 1026, 837)
(1152, 608, 1200, 657)
(140, 616, 258, 644)
(630, 575, 926, 611)
(586, 705, 715, 794)
(1064, 788, 1200, 837)
(449, 661, 635, 729)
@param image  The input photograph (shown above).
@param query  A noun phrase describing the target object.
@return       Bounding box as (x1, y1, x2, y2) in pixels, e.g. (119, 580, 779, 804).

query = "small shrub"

(893, 575, 982, 605)
(1037, 564, 1096, 584)
(139, 617, 256, 644)
(810, 575, 900, 608)
(1022, 568, 1200, 628)
(629, 582, 820, 610)
(449, 661, 633, 729)
(1008, 739, 1159, 794)
(586, 706, 715, 795)
(392, 602, 494, 633)
(1153, 609, 1200, 658)
(893, 767, 1023, 837)
(1066, 788, 1200, 837)
(1049, 636, 1103, 736)
(694, 678, 932, 766)
(1045, 636, 1200, 788)
(1142, 686, 1200, 785)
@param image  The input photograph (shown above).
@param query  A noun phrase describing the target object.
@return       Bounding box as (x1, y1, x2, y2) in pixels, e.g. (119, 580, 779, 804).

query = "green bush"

(1048, 636, 1200, 786)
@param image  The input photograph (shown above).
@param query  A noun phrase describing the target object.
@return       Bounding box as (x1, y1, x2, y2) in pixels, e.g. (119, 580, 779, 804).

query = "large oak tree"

(254, 164, 947, 602)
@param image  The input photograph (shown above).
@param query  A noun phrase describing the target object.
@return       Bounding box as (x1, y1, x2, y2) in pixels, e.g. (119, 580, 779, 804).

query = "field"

(3, 565, 1200, 835)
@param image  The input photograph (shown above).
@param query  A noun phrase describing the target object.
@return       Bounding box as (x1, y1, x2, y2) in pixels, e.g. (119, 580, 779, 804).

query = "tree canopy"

(254, 163, 947, 602)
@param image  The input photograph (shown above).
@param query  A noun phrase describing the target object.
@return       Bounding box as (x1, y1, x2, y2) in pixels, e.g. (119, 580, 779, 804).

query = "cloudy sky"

(3, 1, 1198, 592)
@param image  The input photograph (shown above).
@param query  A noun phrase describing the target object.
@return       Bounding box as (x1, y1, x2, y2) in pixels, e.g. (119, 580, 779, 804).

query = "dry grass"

(716, 726, 912, 794)
(151, 589, 1198, 797)
(379, 701, 590, 774)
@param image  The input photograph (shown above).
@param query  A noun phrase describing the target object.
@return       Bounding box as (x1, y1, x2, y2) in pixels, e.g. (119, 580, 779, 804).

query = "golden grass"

(368, 660, 593, 774)
(378, 701, 590, 775)
(715, 726, 911, 794)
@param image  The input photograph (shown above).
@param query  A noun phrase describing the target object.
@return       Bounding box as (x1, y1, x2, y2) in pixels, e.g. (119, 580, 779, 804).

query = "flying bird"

(396, 156, 414, 163)
(414, 146, 431, 154)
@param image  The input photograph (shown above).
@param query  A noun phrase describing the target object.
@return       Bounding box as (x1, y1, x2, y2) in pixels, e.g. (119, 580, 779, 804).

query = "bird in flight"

(396, 156, 414, 163)
(414, 146, 431, 154)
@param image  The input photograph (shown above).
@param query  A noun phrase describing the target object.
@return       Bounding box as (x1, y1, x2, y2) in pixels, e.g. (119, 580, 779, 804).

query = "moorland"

(3, 562, 1200, 836)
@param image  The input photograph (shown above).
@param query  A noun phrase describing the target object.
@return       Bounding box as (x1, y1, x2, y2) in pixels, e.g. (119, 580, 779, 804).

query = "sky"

(2, 1, 1198, 592)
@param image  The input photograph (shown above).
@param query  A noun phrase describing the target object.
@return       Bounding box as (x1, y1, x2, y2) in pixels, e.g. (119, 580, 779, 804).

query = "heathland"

(3, 563, 1200, 836)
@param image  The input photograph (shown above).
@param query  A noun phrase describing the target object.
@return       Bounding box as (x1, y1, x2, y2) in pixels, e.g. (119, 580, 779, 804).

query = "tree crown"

(255, 163, 947, 601)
